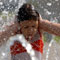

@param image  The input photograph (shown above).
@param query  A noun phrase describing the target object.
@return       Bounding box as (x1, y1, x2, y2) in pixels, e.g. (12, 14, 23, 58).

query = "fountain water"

(45, 36, 60, 60)
(7, 34, 38, 60)
(0, 34, 38, 60)
(0, 0, 60, 60)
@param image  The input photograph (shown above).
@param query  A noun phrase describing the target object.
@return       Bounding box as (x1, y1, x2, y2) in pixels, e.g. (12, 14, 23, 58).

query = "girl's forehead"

(20, 20, 38, 26)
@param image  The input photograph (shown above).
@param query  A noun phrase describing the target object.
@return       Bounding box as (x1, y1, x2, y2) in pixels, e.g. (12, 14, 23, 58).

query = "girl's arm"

(0, 21, 19, 46)
(39, 19, 60, 36)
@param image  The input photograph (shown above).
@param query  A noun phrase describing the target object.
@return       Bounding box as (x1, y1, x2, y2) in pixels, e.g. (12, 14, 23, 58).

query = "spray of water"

(46, 35, 60, 60)
(53, 41, 60, 60)
(0, 34, 38, 60)
(46, 39, 54, 60)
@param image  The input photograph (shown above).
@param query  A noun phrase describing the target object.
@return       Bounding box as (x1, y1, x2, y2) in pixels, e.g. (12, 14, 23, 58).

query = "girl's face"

(20, 20, 38, 39)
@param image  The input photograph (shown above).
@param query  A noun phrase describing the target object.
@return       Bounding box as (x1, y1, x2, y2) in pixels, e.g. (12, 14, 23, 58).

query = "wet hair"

(17, 3, 39, 23)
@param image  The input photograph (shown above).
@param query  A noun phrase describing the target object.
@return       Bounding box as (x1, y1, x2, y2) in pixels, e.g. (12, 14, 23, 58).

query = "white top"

(11, 31, 42, 60)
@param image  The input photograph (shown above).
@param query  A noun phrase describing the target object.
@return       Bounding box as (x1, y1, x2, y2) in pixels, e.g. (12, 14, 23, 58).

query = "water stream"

(0, 0, 60, 60)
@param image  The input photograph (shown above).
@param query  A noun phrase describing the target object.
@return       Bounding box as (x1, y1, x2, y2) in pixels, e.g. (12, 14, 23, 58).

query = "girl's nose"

(28, 28, 33, 33)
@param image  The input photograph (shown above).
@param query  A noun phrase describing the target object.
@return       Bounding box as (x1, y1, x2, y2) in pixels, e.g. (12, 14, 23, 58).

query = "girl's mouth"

(26, 35, 32, 40)
(28, 36, 32, 39)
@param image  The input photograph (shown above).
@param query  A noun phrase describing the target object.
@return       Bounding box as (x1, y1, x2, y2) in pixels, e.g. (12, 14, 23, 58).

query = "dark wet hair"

(17, 3, 39, 23)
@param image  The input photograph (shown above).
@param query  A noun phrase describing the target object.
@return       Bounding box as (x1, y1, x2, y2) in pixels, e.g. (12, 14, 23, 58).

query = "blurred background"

(0, 0, 60, 60)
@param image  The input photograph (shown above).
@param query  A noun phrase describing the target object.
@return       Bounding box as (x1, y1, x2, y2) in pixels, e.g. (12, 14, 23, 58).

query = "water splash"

(0, 0, 60, 60)
(46, 39, 54, 60)
(9, 34, 38, 60)
(53, 41, 59, 60)
(0, 2, 3, 5)
(0, 34, 38, 60)
(45, 35, 60, 60)
(47, 3, 52, 6)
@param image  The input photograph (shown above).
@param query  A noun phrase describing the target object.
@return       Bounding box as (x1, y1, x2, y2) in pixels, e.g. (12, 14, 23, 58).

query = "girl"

(10, 3, 44, 60)
(0, 3, 60, 60)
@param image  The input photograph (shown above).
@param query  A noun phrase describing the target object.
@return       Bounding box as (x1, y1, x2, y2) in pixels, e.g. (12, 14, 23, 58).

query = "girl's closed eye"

(32, 25, 35, 28)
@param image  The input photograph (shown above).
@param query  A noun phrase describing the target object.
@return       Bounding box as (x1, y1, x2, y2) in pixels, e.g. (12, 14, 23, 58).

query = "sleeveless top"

(10, 28, 44, 60)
